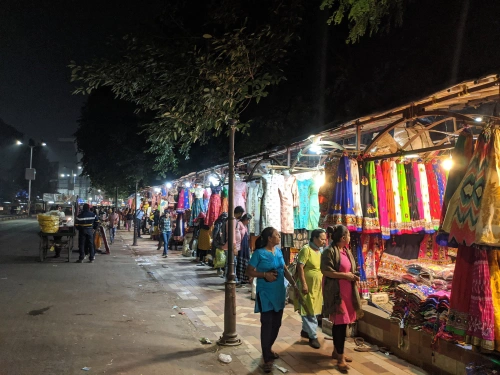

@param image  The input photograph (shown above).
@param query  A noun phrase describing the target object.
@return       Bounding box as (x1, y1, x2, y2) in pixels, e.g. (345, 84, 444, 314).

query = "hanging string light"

(442, 152, 454, 171)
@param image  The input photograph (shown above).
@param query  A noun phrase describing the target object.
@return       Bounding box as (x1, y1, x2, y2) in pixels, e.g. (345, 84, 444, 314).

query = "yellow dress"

(294, 244, 323, 316)
(488, 250, 500, 352)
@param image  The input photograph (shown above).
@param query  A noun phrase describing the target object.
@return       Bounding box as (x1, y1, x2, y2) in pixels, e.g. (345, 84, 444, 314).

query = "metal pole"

(218, 122, 241, 346)
(27, 146, 33, 217)
(132, 181, 138, 246)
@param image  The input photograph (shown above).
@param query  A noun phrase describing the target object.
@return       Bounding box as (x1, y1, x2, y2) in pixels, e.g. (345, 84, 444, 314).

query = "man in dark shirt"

(75, 203, 99, 263)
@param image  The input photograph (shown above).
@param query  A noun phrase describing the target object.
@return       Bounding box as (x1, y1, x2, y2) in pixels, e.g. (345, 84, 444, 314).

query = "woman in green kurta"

(295, 229, 327, 349)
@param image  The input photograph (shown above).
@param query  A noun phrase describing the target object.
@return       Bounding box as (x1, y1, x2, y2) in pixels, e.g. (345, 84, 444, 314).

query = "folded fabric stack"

(419, 290, 451, 334)
(390, 283, 436, 327)
(402, 263, 455, 291)
(401, 264, 421, 284)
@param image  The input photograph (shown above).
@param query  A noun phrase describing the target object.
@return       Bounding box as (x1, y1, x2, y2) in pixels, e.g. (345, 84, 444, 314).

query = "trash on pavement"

(199, 337, 212, 344)
(172, 306, 178, 309)
(170, 315, 176, 318)
(274, 364, 288, 373)
(178, 312, 186, 315)
(81, 367, 91, 371)
(218, 353, 232, 363)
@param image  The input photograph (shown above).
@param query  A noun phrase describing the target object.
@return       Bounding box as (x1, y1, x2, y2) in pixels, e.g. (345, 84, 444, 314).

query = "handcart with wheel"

(38, 226, 76, 262)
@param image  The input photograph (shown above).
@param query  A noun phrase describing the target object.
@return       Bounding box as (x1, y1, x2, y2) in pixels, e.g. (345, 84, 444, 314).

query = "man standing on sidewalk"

(108, 208, 119, 244)
(75, 203, 99, 263)
(158, 209, 173, 258)
(135, 208, 144, 238)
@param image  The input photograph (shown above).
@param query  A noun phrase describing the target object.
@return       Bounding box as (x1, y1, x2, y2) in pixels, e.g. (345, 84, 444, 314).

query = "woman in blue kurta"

(246, 227, 298, 373)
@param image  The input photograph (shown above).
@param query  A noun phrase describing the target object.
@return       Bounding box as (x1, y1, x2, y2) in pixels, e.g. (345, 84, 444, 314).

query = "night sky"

(0, 0, 163, 161)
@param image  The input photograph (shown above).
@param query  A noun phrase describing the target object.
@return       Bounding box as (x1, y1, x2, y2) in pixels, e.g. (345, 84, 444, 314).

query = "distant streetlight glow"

(475, 117, 483, 122)
(78, 166, 82, 170)
(60, 174, 65, 177)
(41, 142, 47, 146)
(16, 140, 23, 145)
(166, 182, 172, 188)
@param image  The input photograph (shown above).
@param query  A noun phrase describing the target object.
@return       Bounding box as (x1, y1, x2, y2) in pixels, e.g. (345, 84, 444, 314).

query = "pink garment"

(412, 162, 424, 221)
(234, 180, 247, 210)
(376, 162, 390, 239)
(330, 249, 357, 325)
(177, 189, 185, 210)
(235, 221, 248, 251)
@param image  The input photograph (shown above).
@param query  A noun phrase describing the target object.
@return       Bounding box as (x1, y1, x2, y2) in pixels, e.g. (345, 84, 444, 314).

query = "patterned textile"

(397, 162, 412, 234)
(390, 161, 403, 232)
(361, 234, 384, 289)
(367, 161, 379, 213)
(433, 162, 447, 207)
(234, 180, 247, 211)
(350, 159, 364, 231)
(259, 173, 284, 232)
(417, 234, 452, 265)
(437, 129, 474, 246)
(221, 186, 229, 213)
(358, 160, 380, 233)
(206, 183, 222, 227)
(444, 128, 493, 246)
(293, 229, 309, 250)
(330, 156, 356, 231)
(173, 210, 185, 240)
(475, 129, 500, 246)
(418, 162, 433, 233)
(246, 182, 261, 234)
(177, 188, 186, 210)
(376, 162, 390, 239)
(281, 233, 294, 249)
(378, 253, 418, 282)
(412, 162, 425, 224)
(320, 158, 340, 217)
(189, 198, 204, 226)
(307, 177, 321, 231)
(405, 162, 423, 232)
(281, 175, 299, 234)
(466, 248, 495, 351)
(488, 250, 500, 351)
(294, 179, 312, 230)
(446, 245, 475, 339)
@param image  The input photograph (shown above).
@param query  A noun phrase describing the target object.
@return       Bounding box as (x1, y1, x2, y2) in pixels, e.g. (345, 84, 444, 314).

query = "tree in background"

(75, 88, 160, 196)
(69, 0, 304, 172)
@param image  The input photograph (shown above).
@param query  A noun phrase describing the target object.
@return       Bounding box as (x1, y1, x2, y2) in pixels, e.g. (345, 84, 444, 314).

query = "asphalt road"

(0, 219, 227, 375)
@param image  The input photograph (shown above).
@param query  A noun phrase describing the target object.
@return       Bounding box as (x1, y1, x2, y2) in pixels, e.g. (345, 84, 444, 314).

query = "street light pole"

(27, 145, 34, 217)
(132, 181, 138, 246)
(218, 121, 241, 346)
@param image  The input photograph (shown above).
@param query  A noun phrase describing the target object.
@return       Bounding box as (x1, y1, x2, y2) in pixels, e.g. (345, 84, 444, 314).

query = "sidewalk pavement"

(122, 229, 429, 375)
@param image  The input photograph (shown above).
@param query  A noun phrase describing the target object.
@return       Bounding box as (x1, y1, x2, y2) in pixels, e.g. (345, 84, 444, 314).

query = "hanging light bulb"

(166, 182, 172, 188)
(315, 172, 325, 186)
(442, 154, 453, 171)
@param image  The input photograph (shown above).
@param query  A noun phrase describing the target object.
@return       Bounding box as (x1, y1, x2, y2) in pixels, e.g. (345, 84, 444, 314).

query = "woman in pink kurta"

(331, 249, 357, 325)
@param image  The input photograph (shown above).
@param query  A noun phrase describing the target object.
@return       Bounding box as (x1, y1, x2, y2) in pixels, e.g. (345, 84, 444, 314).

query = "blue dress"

(249, 247, 286, 313)
(329, 155, 356, 231)
(294, 179, 312, 230)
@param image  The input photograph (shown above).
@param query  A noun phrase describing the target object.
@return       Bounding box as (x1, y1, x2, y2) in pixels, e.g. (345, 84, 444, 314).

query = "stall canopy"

(165, 73, 499, 186)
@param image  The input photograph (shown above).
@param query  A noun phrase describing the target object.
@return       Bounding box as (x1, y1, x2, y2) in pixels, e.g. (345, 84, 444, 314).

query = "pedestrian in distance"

(235, 213, 252, 287)
(135, 208, 144, 238)
(245, 227, 299, 373)
(222, 205, 245, 280)
(126, 209, 133, 231)
(158, 209, 173, 258)
(296, 228, 327, 349)
(107, 208, 119, 244)
(75, 203, 99, 263)
(321, 225, 364, 372)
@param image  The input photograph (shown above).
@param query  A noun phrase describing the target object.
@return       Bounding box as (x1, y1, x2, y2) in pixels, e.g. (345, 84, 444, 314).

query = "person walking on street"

(75, 203, 99, 263)
(108, 208, 119, 244)
(159, 209, 173, 258)
(135, 208, 144, 238)
(245, 227, 299, 373)
(223, 206, 245, 281)
(236, 213, 252, 286)
(321, 225, 363, 372)
(126, 209, 133, 231)
(296, 229, 327, 349)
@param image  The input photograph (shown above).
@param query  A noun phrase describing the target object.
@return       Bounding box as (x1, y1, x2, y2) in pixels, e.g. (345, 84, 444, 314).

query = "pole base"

(217, 335, 242, 346)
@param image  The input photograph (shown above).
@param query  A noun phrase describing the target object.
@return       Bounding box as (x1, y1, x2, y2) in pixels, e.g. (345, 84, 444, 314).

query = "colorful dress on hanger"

(189, 187, 205, 226)
(306, 177, 320, 231)
(417, 234, 451, 265)
(396, 161, 411, 234)
(436, 129, 474, 246)
(320, 158, 341, 221)
(417, 162, 433, 233)
(294, 179, 312, 230)
(206, 183, 222, 227)
(444, 128, 493, 246)
(177, 188, 185, 210)
(358, 160, 380, 233)
(234, 180, 247, 210)
(203, 188, 211, 212)
(258, 173, 284, 232)
(382, 161, 398, 235)
(361, 234, 384, 288)
(330, 156, 356, 231)
(433, 161, 447, 207)
(390, 161, 403, 233)
(425, 162, 442, 231)
(173, 210, 185, 241)
(405, 162, 422, 232)
(246, 181, 261, 234)
(488, 250, 500, 352)
(350, 159, 364, 232)
(375, 161, 390, 239)
(281, 175, 299, 234)
(221, 186, 229, 213)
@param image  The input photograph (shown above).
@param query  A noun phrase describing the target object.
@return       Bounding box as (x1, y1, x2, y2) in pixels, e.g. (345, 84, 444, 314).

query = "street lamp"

(16, 140, 45, 217)
(16, 140, 23, 145)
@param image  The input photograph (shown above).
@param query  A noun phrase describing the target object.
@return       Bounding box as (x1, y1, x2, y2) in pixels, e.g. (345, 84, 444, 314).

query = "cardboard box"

(371, 292, 389, 305)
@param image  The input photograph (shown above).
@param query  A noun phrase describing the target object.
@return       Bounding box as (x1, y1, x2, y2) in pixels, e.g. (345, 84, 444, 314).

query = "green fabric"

(397, 162, 411, 229)
(294, 244, 323, 316)
(367, 161, 378, 214)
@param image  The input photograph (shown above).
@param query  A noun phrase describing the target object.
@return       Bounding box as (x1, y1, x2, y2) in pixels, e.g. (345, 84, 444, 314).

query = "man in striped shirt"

(75, 203, 99, 263)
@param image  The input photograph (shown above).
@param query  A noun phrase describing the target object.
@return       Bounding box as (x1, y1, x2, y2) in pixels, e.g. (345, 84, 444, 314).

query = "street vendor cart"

(38, 203, 76, 262)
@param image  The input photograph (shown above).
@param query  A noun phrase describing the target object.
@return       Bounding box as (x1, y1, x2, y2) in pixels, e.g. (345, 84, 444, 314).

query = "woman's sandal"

(337, 363, 349, 372)
(331, 351, 352, 362)
(353, 337, 379, 352)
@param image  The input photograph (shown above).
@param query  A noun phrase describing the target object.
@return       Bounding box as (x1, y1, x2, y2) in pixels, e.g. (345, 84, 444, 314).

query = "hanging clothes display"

(246, 181, 261, 234)
(488, 250, 500, 352)
(375, 161, 390, 239)
(436, 129, 474, 246)
(320, 158, 340, 218)
(425, 162, 442, 231)
(206, 183, 222, 227)
(417, 234, 451, 265)
(443, 128, 493, 246)
(203, 187, 211, 212)
(258, 173, 284, 232)
(280, 174, 299, 234)
(306, 176, 320, 231)
(361, 234, 384, 288)
(294, 178, 312, 230)
(173, 210, 185, 241)
(417, 162, 433, 233)
(358, 160, 380, 234)
(350, 159, 364, 232)
(177, 188, 186, 210)
(189, 186, 205, 226)
(382, 160, 399, 235)
(234, 180, 247, 210)
(390, 161, 403, 233)
(221, 186, 229, 213)
(329, 156, 356, 231)
(404, 162, 422, 232)
(396, 161, 411, 234)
